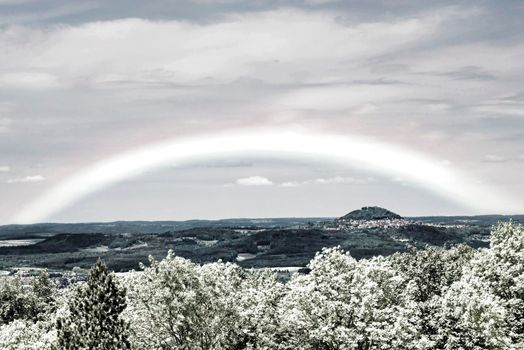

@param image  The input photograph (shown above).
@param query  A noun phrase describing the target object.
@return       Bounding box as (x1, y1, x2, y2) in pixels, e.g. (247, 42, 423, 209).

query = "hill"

(340, 206, 402, 221)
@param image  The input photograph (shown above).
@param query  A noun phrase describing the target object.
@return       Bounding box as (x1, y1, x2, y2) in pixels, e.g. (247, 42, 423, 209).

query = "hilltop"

(339, 206, 402, 221)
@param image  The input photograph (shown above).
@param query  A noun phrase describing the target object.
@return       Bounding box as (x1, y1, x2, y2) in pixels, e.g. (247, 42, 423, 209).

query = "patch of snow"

(80, 245, 110, 253)
(236, 253, 257, 262)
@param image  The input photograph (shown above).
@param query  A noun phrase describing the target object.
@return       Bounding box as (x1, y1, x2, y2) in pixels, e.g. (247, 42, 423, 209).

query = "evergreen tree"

(55, 260, 130, 350)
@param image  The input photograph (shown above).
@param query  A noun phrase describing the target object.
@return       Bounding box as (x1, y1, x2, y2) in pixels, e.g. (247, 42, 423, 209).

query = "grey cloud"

(0, 0, 519, 33)
(425, 66, 497, 81)
(1, 2, 524, 222)
(0, 1, 99, 26)
(500, 92, 524, 102)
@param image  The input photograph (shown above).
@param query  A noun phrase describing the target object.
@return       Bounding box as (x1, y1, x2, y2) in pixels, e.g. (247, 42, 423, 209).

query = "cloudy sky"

(1, 0, 523, 224)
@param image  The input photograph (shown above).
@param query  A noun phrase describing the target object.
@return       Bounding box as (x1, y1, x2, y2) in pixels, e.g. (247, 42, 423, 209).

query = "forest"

(0, 221, 523, 350)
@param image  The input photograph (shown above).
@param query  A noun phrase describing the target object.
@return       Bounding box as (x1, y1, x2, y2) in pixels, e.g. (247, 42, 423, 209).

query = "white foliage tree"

(0, 319, 56, 350)
(432, 271, 509, 350)
(469, 222, 524, 347)
(123, 250, 283, 350)
(389, 245, 475, 348)
(278, 247, 423, 350)
(4, 221, 524, 349)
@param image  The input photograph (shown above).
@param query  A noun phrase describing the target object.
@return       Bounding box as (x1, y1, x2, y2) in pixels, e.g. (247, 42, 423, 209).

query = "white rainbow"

(12, 129, 522, 223)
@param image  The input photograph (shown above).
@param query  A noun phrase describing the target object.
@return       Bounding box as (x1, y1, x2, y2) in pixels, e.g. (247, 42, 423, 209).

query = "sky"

(0, 0, 523, 223)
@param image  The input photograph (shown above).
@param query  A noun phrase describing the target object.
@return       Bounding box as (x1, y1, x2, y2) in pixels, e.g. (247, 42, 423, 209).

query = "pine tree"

(55, 260, 131, 350)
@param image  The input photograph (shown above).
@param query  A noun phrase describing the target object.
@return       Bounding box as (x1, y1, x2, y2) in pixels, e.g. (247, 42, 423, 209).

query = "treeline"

(0, 222, 523, 349)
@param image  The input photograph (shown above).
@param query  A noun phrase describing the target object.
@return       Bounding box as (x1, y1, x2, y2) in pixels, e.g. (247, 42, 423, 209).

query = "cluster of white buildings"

(335, 218, 414, 230)
(319, 218, 468, 231)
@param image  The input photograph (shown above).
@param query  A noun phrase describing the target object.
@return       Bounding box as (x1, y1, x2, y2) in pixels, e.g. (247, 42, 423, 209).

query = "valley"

(1, 207, 522, 275)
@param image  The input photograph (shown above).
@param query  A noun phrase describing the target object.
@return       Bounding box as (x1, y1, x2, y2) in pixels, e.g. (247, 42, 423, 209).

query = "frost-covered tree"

(0, 270, 57, 325)
(390, 245, 474, 303)
(0, 319, 56, 350)
(54, 260, 130, 350)
(433, 271, 509, 350)
(4, 221, 524, 350)
(389, 245, 475, 347)
(279, 247, 422, 350)
(123, 250, 283, 350)
(470, 222, 524, 347)
(0, 271, 62, 350)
